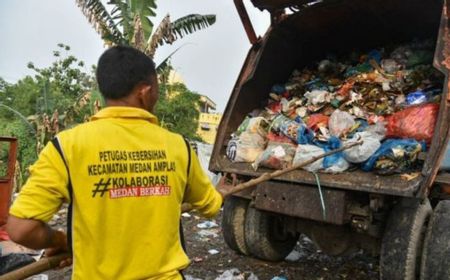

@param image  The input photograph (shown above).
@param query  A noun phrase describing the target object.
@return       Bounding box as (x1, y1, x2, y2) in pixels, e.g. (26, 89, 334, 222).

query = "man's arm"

(6, 215, 67, 251)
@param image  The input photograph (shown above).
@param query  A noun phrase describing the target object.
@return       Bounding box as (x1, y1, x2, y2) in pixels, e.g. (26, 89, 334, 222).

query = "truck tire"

(221, 196, 250, 255)
(380, 198, 432, 280)
(420, 200, 450, 280)
(245, 206, 298, 261)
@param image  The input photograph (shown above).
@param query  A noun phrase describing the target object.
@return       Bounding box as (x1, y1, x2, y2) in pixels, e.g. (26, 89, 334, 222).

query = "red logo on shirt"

(109, 186, 171, 199)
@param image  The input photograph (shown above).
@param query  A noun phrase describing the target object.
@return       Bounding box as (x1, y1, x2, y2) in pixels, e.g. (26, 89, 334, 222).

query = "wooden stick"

(182, 139, 363, 213)
(0, 253, 71, 280)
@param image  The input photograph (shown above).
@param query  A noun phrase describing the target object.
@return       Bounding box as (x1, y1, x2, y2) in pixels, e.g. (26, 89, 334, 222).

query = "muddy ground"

(33, 207, 379, 280)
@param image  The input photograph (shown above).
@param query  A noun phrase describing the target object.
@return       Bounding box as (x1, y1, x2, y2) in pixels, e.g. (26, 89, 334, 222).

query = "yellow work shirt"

(10, 106, 223, 279)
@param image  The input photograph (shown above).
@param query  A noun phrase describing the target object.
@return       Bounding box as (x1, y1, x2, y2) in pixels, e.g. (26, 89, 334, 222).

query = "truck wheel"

(221, 196, 250, 255)
(245, 207, 299, 261)
(380, 198, 432, 280)
(420, 200, 450, 280)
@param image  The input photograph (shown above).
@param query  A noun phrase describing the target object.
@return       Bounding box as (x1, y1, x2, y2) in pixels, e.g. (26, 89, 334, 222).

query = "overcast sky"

(0, 1, 270, 112)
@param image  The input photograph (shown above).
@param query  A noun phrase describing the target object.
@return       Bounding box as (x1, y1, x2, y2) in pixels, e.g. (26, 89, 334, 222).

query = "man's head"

(96, 46, 158, 112)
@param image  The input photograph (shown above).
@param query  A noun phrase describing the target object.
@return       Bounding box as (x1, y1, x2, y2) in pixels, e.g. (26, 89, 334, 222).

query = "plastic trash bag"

(304, 90, 332, 105)
(329, 110, 355, 137)
(307, 114, 329, 131)
(236, 116, 269, 137)
(439, 140, 450, 171)
(271, 84, 287, 95)
(293, 144, 324, 172)
(313, 136, 350, 173)
(195, 142, 222, 185)
(385, 103, 439, 143)
(343, 132, 381, 163)
(406, 90, 428, 105)
(324, 157, 350, 173)
(266, 132, 295, 144)
(226, 132, 266, 163)
(271, 114, 314, 144)
(311, 136, 342, 168)
(381, 59, 401, 74)
(293, 142, 349, 173)
(365, 122, 386, 141)
(252, 142, 296, 170)
(405, 88, 442, 106)
(361, 139, 424, 174)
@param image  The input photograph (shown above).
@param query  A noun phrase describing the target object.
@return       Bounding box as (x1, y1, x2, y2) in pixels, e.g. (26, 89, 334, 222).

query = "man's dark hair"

(96, 46, 157, 99)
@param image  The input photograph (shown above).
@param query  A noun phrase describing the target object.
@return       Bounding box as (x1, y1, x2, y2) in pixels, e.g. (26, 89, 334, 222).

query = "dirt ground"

(34, 207, 379, 280)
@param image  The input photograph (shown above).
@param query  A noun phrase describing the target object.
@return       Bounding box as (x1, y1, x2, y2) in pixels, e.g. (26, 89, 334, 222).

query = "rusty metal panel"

(254, 181, 347, 224)
(0, 137, 18, 227)
(420, 0, 450, 197)
(251, 0, 317, 11)
(234, 0, 259, 45)
(216, 158, 421, 197)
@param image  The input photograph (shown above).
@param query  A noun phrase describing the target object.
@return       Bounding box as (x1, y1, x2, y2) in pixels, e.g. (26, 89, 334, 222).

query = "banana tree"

(75, 0, 216, 64)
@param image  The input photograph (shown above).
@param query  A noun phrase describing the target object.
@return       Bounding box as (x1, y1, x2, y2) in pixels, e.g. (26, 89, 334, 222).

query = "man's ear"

(137, 84, 152, 98)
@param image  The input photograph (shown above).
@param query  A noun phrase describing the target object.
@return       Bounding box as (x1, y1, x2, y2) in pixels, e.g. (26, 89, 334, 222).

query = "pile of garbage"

(226, 40, 443, 175)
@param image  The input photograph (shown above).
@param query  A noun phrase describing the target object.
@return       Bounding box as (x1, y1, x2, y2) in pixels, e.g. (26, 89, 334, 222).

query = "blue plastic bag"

(361, 139, 425, 172)
(297, 125, 315, 145)
(406, 90, 427, 105)
(271, 84, 286, 95)
(313, 136, 343, 168)
(304, 78, 330, 91)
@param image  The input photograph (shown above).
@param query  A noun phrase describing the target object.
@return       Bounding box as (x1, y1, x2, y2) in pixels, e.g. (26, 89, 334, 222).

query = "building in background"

(197, 95, 222, 144)
(167, 70, 222, 144)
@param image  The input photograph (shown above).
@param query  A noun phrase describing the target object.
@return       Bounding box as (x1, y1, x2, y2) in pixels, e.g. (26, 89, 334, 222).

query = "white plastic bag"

(292, 144, 324, 172)
(329, 110, 355, 137)
(237, 116, 269, 137)
(343, 132, 381, 163)
(226, 132, 266, 163)
(323, 157, 350, 173)
(293, 144, 350, 173)
(252, 142, 296, 170)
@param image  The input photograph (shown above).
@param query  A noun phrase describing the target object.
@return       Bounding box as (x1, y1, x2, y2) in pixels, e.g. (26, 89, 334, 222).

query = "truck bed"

(214, 157, 422, 197)
(210, 0, 449, 199)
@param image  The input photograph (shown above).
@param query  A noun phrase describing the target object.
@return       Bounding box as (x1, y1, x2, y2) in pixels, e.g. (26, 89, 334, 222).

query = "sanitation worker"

(7, 46, 232, 279)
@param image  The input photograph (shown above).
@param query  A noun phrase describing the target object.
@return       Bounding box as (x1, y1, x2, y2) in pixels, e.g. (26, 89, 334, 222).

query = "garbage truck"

(210, 0, 450, 279)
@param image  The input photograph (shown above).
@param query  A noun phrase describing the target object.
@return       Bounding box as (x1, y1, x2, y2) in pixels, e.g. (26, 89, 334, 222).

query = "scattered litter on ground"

(193, 256, 204, 263)
(197, 220, 218, 229)
(271, 276, 288, 280)
(28, 274, 49, 280)
(284, 250, 306, 262)
(214, 268, 259, 280)
(208, 249, 220, 255)
(185, 275, 203, 280)
(197, 229, 219, 239)
(0, 254, 35, 275)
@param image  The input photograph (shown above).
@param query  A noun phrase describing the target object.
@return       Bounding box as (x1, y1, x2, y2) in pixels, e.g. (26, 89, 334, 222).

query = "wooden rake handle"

(0, 253, 71, 280)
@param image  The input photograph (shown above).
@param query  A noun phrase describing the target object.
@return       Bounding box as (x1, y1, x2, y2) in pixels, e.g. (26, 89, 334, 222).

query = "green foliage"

(27, 44, 96, 109)
(0, 44, 100, 179)
(170, 14, 216, 42)
(76, 0, 216, 61)
(155, 83, 202, 141)
(0, 76, 41, 117)
(0, 120, 37, 178)
(75, 0, 126, 45)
